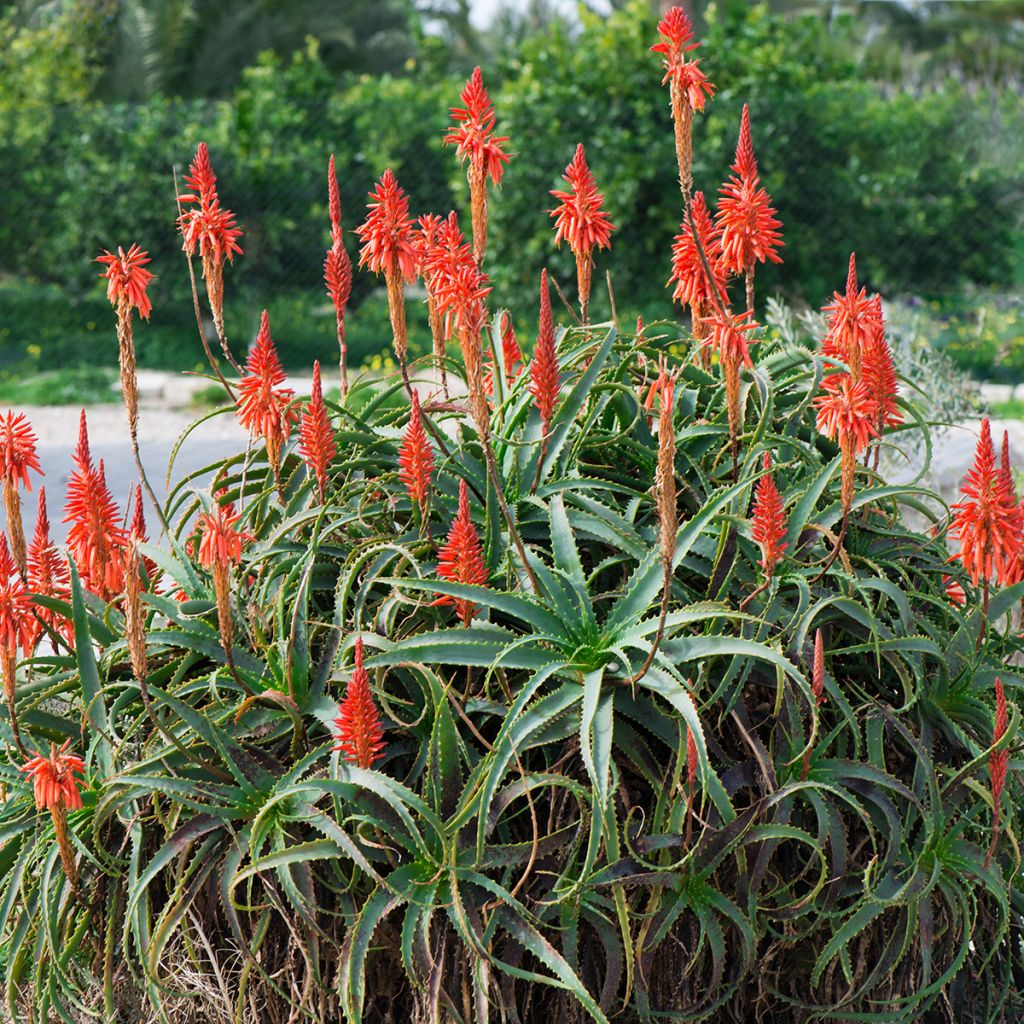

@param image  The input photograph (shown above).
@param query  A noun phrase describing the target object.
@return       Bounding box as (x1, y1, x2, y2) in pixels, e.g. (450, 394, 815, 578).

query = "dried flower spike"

(333, 637, 386, 770)
(434, 479, 488, 625)
(445, 67, 510, 262)
(299, 361, 336, 503)
(0, 410, 42, 575)
(550, 144, 615, 323)
(650, 6, 715, 194)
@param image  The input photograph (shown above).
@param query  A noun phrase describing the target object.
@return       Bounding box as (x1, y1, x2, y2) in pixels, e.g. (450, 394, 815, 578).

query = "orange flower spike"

(0, 532, 34, 750)
(950, 418, 1023, 589)
(299, 361, 336, 504)
(62, 413, 127, 599)
(26, 488, 72, 645)
(356, 170, 417, 374)
(651, 6, 714, 194)
(0, 410, 42, 575)
(751, 452, 788, 580)
(325, 155, 354, 396)
(96, 244, 154, 321)
(943, 575, 967, 607)
(197, 493, 250, 570)
(986, 677, 1010, 867)
(434, 479, 488, 625)
(236, 311, 297, 480)
(821, 254, 880, 380)
(333, 637, 386, 770)
(445, 66, 510, 262)
(550, 144, 615, 322)
(415, 213, 450, 397)
(669, 191, 726, 311)
(399, 391, 434, 523)
(813, 373, 879, 513)
(20, 739, 85, 813)
(529, 269, 560, 440)
(861, 296, 902, 435)
(715, 105, 783, 310)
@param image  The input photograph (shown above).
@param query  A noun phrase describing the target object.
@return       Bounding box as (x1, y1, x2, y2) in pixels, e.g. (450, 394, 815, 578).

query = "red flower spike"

(812, 629, 825, 707)
(550, 144, 615, 258)
(861, 297, 902, 431)
(434, 479, 488, 625)
(445, 66, 510, 187)
(821, 254, 880, 378)
(751, 452, 788, 577)
(20, 740, 85, 812)
(299, 362, 336, 502)
(177, 143, 243, 264)
(813, 374, 878, 458)
(96, 244, 154, 321)
(327, 153, 342, 240)
(669, 191, 726, 309)
(702, 307, 758, 370)
(355, 170, 417, 283)
(420, 212, 491, 341)
(0, 533, 34, 659)
(685, 726, 698, 785)
(197, 492, 250, 570)
(26, 489, 72, 645)
(715, 106, 783, 278)
(529, 269, 560, 438)
(399, 391, 434, 518)
(484, 313, 523, 396)
(62, 413, 127, 599)
(324, 240, 352, 325)
(0, 411, 42, 491)
(333, 637, 386, 770)
(987, 677, 1010, 866)
(950, 418, 1023, 587)
(236, 311, 298, 468)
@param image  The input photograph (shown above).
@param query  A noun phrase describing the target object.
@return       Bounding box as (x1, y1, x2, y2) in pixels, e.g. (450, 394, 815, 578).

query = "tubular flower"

(198, 491, 251, 661)
(177, 143, 243, 349)
(987, 678, 1010, 866)
(445, 66, 510, 261)
(333, 638, 386, 770)
(26, 489, 72, 646)
(356, 170, 417, 374)
(20, 740, 85, 886)
(650, 6, 715, 192)
(861, 297, 902, 437)
(434, 479, 488, 625)
(325, 155, 354, 396)
(814, 373, 879, 513)
(943, 575, 967, 607)
(669, 191, 726, 313)
(715, 105, 783, 310)
(236, 311, 297, 479)
(702, 306, 758, 467)
(399, 390, 434, 523)
(821, 254, 880, 380)
(298, 361, 336, 503)
(0, 410, 42, 575)
(529, 269, 560, 440)
(550, 144, 615, 322)
(949, 418, 1022, 588)
(751, 452, 788, 579)
(63, 412, 127, 600)
(415, 214, 449, 396)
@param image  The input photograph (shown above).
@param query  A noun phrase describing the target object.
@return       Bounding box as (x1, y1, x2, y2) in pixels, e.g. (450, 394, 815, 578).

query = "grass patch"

(989, 398, 1024, 419)
(0, 367, 117, 405)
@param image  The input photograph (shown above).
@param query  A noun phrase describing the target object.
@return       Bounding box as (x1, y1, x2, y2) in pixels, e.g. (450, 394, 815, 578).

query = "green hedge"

(0, 3, 1020, 374)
